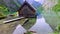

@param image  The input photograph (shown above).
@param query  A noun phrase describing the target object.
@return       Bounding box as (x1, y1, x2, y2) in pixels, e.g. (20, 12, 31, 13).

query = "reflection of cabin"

(18, 1, 36, 18)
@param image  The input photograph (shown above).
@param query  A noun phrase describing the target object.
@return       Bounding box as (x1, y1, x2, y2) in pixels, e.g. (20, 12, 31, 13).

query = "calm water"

(13, 24, 27, 34)
(13, 15, 53, 34)
(29, 15, 53, 34)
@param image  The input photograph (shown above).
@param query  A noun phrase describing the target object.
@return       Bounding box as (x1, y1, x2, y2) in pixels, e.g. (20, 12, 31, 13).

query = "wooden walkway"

(3, 17, 24, 24)
(3, 17, 29, 26)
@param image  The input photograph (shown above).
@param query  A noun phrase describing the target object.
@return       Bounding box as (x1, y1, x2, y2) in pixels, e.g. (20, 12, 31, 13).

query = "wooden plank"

(3, 17, 24, 24)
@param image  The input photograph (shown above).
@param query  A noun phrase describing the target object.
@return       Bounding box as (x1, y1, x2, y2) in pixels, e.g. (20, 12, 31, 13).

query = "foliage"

(0, 5, 9, 19)
(53, 24, 60, 34)
(52, 0, 60, 18)
(13, 12, 18, 17)
(52, 4, 60, 12)
(53, 32, 59, 34)
(58, 0, 60, 3)
(0, 5, 9, 15)
(10, 0, 20, 9)
(25, 31, 32, 34)
(0, 12, 6, 19)
(52, 0, 60, 13)
(55, 24, 60, 32)
(2, 0, 20, 14)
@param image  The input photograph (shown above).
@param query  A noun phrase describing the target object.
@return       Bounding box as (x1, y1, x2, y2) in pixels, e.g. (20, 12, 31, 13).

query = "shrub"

(0, 5, 9, 19)
(55, 24, 60, 32)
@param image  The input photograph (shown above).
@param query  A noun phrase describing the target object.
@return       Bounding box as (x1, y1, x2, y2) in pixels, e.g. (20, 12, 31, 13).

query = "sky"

(34, 0, 44, 4)
(23, 0, 44, 4)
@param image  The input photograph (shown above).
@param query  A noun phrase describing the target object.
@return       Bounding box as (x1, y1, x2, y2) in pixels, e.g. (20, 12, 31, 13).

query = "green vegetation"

(12, 12, 18, 17)
(11, 0, 20, 7)
(25, 31, 32, 34)
(55, 24, 60, 32)
(53, 24, 60, 34)
(42, 0, 60, 32)
(53, 32, 59, 34)
(10, 0, 20, 10)
(0, 12, 6, 19)
(0, 5, 9, 19)
(52, 3, 60, 13)
(0, 5, 9, 15)
(23, 18, 36, 30)
(52, 0, 60, 16)
(42, 10, 60, 34)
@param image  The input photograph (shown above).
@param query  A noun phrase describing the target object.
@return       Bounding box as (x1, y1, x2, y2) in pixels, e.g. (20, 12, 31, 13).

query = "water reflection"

(13, 15, 53, 34)
(29, 15, 53, 34)
(13, 24, 27, 34)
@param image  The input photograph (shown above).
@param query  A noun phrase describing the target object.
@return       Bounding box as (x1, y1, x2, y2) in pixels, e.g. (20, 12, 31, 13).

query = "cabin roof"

(18, 1, 36, 11)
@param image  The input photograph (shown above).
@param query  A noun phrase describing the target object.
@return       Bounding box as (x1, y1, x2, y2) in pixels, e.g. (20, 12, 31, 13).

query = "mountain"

(32, 1, 43, 16)
(17, 0, 24, 5)
(0, 0, 22, 14)
(32, 1, 42, 9)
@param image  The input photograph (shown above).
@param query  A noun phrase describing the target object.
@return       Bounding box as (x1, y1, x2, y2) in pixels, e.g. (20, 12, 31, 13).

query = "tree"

(0, 5, 9, 19)
(52, 4, 60, 13)
(52, 0, 60, 17)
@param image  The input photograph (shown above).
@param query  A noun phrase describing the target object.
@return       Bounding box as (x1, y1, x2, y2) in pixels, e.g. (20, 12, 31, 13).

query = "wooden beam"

(3, 17, 24, 24)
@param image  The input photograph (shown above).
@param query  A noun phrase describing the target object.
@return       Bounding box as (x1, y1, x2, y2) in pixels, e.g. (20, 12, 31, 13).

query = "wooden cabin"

(18, 1, 36, 18)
